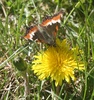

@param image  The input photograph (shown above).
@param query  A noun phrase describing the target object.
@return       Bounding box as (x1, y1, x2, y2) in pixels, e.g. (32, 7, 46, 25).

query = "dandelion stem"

(22, 72, 30, 97)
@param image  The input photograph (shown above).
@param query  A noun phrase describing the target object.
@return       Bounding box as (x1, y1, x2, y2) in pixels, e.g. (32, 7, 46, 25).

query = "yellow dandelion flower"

(32, 39, 84, 86)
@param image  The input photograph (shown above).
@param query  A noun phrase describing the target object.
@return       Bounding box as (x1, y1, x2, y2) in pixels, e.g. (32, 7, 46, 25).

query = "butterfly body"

(24, 10, 64, 46)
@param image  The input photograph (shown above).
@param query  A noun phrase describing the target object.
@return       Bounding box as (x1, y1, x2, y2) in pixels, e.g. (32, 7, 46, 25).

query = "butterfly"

(24, 10, 64, 46)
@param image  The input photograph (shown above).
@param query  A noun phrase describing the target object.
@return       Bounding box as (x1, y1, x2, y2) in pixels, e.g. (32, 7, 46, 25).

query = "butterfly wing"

(24, 26, 38, 41)
(40, 10, 64, 44)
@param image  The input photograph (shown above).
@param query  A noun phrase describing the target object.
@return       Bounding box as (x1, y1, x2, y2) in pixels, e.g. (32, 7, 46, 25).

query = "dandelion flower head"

(32, 39, 84, 86)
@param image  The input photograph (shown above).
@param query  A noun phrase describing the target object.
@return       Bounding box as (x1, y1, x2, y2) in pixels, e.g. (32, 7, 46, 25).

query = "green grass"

(0, 0, 94, 99)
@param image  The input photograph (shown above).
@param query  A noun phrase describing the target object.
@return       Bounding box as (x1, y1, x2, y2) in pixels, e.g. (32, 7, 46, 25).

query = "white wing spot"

(29, 31, 36, 40)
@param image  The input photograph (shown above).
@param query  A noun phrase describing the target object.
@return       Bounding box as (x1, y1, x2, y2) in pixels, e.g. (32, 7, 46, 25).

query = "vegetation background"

(0, 0, 94, 100)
